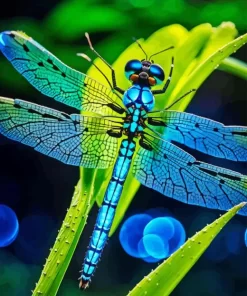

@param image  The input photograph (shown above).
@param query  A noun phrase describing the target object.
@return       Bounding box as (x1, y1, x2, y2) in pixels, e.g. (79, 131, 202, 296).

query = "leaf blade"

(167, 32, 247, 111)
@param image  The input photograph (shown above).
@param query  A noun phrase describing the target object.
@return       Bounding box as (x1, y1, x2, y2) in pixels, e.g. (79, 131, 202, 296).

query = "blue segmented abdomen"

(79, 139, 136, 288)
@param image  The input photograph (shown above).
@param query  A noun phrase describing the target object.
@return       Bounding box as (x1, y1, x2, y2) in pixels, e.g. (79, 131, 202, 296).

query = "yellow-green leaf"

(167, 32, 247, 111)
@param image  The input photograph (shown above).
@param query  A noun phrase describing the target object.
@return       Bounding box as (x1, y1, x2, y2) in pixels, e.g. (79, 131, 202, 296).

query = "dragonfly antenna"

(132, 37, 148, 60)
(149, 46, 174, 60)
(77, 53, 113, 89)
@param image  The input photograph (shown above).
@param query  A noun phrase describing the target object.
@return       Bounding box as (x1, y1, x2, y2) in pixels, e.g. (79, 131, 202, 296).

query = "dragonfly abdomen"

(79, 139, 136, 289)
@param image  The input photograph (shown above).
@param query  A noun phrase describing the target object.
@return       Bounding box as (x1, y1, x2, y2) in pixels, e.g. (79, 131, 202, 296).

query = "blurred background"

(0, 0, 246, 295)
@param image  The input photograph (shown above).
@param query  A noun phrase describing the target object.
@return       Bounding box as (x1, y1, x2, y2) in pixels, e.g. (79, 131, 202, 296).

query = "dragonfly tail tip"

(79, 279, 90, 290)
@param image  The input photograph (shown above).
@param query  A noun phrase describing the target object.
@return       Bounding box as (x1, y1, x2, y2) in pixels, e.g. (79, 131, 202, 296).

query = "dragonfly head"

(125, 59, 165, 87)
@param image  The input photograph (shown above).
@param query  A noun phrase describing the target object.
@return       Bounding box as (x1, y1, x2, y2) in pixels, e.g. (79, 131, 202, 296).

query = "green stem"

(219, 57, 247, 79)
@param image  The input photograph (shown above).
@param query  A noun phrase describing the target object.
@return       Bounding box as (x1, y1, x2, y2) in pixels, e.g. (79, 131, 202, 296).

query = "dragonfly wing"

(148, 111, 247, 161)
(0, 97, 121, 168)
(0, 31, 125, 116)
(133, 135, 247, 215)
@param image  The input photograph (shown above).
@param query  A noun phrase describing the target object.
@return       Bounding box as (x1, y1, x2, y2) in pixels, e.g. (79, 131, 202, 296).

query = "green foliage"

(167, 26, 247, 111)
(127, 202, 246, 296)
(44, 0, 132, 40)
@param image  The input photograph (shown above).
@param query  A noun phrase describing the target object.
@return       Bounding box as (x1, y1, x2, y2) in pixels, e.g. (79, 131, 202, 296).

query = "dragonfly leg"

(85, 33, 125, 95)
(139, 135, 153, 151)
(164, 88, 197, 110)
(152, 56, 174, 95)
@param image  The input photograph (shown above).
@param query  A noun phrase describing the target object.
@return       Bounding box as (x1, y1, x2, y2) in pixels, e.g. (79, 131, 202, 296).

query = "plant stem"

(219, 57, 247, 79)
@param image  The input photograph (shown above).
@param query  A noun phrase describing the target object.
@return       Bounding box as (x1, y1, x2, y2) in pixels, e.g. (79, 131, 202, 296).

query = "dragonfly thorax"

(123, 84, 155, 112)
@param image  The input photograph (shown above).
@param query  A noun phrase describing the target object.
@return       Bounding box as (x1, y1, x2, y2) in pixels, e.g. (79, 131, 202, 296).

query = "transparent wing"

(148, 110, 247, 161)
(0, 97, 122, 168)
(0, 31, 125, 116)
(133, 135, 247, 215)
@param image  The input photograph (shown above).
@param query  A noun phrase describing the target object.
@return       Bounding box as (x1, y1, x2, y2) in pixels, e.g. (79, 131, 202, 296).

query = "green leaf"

(158, 23, 213, 102)
(167, 32, 247, 111)
(195, 22, 238, 63)
(171, 21, 238, 96)
(32, 169, 96, 296)
(127, 202, 246, 296)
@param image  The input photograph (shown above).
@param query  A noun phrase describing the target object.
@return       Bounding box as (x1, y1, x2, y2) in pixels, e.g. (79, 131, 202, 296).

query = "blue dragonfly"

(0, 31, 246, 289)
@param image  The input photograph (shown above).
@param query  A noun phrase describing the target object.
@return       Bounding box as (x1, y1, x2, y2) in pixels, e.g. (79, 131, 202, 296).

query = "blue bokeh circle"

(119, 211, 186, 262)
(0, 204, 19, 247)
(119, 214, 152, 258)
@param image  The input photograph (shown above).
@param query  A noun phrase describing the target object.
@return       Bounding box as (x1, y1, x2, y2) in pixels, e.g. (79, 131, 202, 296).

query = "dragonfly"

(0, 31, 246, 289)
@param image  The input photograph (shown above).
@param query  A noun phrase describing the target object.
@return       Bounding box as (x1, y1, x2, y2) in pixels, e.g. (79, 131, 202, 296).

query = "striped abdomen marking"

(79, 139, 136, 288)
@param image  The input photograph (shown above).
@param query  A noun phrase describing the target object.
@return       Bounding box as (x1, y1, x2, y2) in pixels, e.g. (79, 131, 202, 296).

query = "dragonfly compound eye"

(149, 64, 165, 85)
(125, 59, 142, 79)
